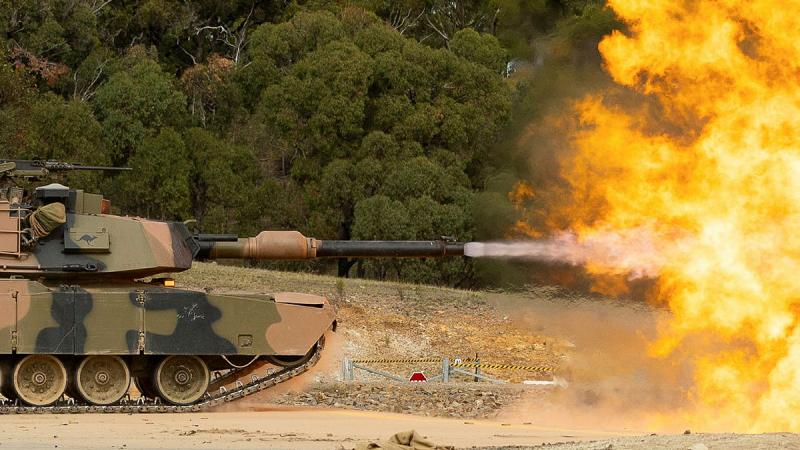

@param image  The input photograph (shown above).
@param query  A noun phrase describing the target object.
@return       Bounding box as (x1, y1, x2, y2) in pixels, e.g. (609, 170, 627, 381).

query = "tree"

(239, 9, 510, 281)
(115, 128, 191, 220)
(450, 28, 506, 73)
(180, 54, 237, 128)
(183, 127, 260, 232)
(92, 47, 186, 164)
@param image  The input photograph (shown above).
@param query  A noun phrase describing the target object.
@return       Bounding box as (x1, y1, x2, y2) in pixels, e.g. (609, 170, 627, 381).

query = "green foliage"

(93, 49, 187, 162)
(352, 195, 413, 240)
(183, 127, 259, 232)
(555, 4, 620, 48)
(450, 28, 506, 73)
(240, 9, 510, 281)
(115, 128, 191, 220)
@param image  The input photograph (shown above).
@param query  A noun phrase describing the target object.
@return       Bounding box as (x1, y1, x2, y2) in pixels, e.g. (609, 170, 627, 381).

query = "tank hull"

(0, 279, 334, 406)
(0, 279, 335, 357)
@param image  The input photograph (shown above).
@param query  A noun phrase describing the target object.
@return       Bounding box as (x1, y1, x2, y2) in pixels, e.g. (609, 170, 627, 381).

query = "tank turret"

(0, 160, 466, 410)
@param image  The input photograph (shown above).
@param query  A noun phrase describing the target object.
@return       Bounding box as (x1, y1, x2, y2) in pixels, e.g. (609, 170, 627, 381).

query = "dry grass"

(174, 262, 479, 304)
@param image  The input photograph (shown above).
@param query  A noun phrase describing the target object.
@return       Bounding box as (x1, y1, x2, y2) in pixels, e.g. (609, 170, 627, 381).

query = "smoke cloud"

(465, 227, 690, 280)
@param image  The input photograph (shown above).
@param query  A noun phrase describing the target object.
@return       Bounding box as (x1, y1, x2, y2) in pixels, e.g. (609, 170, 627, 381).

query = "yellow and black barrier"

(350, 357, 482, 364)
(342, 356, 562, 384)
(350, 357, 443, 364)
(348, 357, 556, 373)
(451, 362, 555, 373)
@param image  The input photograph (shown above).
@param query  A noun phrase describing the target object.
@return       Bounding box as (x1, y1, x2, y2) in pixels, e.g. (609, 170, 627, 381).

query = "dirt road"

(0, 407, 634, 449)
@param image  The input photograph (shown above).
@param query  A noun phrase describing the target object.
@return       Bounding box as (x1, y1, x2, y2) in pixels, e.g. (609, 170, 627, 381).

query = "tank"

(0, 160, 465, 410)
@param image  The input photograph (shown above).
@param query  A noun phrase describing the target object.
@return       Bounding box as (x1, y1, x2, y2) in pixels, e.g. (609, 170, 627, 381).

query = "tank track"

(0, 347, 321, 414)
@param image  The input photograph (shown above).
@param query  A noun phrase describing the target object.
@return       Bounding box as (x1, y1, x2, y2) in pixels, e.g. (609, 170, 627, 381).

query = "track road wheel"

(13, 355, 67, 406)
(153, 356, 209, 406)
(75, 356, 130, 405)
(265, 338, 321, 368)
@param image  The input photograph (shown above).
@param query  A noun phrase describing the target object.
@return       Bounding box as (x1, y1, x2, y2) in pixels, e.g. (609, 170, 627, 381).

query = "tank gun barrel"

(0, 159, 131, 180)
(315, 240, 464, 257)
(194, 231, 465, 260)
(38, 161, 132, 172)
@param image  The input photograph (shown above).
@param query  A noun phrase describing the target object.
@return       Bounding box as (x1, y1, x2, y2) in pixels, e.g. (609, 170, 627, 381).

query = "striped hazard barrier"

(451, 362, 556, 373)
(350, 357, 442, 364)
(351, 357, 480, 364)
(348, 357, 555, 373)
(342, 356, 561, 384)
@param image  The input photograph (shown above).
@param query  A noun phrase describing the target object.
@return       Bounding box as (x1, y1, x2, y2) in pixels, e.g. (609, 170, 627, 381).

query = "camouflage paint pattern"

(0, 212, 196, 279)
(0, 280, 334, 357)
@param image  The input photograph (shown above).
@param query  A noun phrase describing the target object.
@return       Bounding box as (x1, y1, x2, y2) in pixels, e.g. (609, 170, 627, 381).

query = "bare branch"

(129, 32, 143, 47)
(391, 6, 424, 36)
(90, 0, 113, 15)
(233, 3, 255, 64)
(74, 60, 107, 102)
(177, 37, 198, 65)
(425, 14, 451, 45)
(194, 2, 255, 65)
(77, 59, 109, 102)
(490, 7, 500, 35)
(418, 32, 435, 44)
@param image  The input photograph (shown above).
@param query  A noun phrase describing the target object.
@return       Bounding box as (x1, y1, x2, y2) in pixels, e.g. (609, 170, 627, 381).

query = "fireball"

(542, 0, 800, 430)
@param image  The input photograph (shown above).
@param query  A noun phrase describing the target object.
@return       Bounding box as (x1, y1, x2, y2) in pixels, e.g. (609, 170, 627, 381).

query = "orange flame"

(546, 0, 800, 431)
(508, 181, 543, 238)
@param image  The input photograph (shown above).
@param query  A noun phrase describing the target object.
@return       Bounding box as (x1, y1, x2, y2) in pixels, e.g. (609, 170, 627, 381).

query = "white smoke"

(465, 228, 686, 279)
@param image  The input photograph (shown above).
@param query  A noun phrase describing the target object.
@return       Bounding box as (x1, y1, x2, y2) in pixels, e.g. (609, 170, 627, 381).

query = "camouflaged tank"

(0, 160, 464, 409)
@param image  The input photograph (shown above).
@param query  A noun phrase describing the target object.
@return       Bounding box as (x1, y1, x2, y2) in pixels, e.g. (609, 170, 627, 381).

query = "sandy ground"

(0, 409, 798, 449)
(522, 433, 800, 449)
(0, 408, 635, 450)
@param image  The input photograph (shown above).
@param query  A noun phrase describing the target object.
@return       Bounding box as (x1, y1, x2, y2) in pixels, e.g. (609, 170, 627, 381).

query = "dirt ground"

(0, 408, 634, 449)
(12, 264, 769, 449)
(0, 409, 797, 449)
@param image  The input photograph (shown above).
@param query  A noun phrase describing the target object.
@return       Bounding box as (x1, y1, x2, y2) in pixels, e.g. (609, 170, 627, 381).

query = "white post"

(342, 358, 354, 381)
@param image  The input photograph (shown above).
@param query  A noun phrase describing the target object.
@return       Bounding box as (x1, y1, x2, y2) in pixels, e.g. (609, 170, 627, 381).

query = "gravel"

(269, 382, 525, 419)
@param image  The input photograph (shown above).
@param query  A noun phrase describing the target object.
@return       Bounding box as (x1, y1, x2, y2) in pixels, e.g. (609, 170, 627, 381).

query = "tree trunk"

(337, 258, 357, 277)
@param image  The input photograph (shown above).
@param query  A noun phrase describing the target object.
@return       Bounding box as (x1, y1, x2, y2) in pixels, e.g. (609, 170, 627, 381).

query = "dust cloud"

(490, 292, 696, 433)
(214, 329, 344, 412)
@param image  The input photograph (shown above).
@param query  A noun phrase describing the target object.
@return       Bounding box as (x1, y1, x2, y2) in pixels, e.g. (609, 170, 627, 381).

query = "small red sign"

(409, 372, 427, 382)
